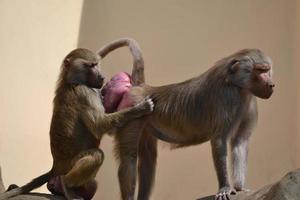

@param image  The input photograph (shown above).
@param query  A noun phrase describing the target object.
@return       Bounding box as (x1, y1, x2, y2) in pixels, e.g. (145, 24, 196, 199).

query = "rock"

(263, 169, 300, 200)
(0, 167, 64, 200)
(1, 167, 299, 199)
(197, 169, 300, 200)
(8, 193, 65, 200)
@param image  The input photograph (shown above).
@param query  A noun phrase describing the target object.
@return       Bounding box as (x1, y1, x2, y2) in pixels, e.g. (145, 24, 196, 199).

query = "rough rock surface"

(0, 167, 299, 199)
(197, 169, 300, 200)
(7, 193, 64, 200)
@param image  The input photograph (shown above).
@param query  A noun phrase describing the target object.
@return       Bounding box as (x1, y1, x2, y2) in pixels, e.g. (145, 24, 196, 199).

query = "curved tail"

(0, 171, 52, 199)
(97, 38, 145, 86)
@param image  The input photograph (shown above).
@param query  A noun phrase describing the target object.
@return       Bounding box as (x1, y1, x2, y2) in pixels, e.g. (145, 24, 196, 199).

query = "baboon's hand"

(135, 97, 154, 115)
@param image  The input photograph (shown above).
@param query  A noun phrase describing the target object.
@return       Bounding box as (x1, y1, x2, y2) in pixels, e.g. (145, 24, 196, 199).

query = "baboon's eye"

(85, 62, 98, 68)
(255, 68, 269, 73)
(253, 63, 270, 73)
(91, 62, 98, 67)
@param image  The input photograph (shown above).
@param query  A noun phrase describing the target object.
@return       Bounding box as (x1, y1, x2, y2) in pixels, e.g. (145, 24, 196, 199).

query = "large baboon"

(106, 49, 274, 200)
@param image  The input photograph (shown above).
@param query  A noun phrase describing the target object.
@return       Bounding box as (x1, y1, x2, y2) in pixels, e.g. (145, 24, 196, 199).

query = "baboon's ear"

(228, 59, 240, 74)
(64, 58, 71, 67)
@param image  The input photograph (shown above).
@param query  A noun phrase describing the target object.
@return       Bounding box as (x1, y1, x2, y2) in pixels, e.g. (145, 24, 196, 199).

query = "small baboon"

(0, 43, 153, 200)
(105, 49, 274, 200)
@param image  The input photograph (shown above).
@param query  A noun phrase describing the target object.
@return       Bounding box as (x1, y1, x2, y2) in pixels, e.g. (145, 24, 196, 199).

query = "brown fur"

(0, 44, 153, 200)
(115, 49, 274, 200)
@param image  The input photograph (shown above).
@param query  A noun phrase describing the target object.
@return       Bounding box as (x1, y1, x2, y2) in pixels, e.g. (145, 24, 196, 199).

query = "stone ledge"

(197, 169, 300, 200)
(1, 167, 300, 200)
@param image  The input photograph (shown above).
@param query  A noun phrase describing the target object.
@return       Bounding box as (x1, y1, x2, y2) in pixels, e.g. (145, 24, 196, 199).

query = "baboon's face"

(65, 49, 105, 89)
(227, 49, 274, 99)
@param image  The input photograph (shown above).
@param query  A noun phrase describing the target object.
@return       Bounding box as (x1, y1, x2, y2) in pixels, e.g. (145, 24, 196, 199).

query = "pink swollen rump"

(101, 72, 134, 112)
